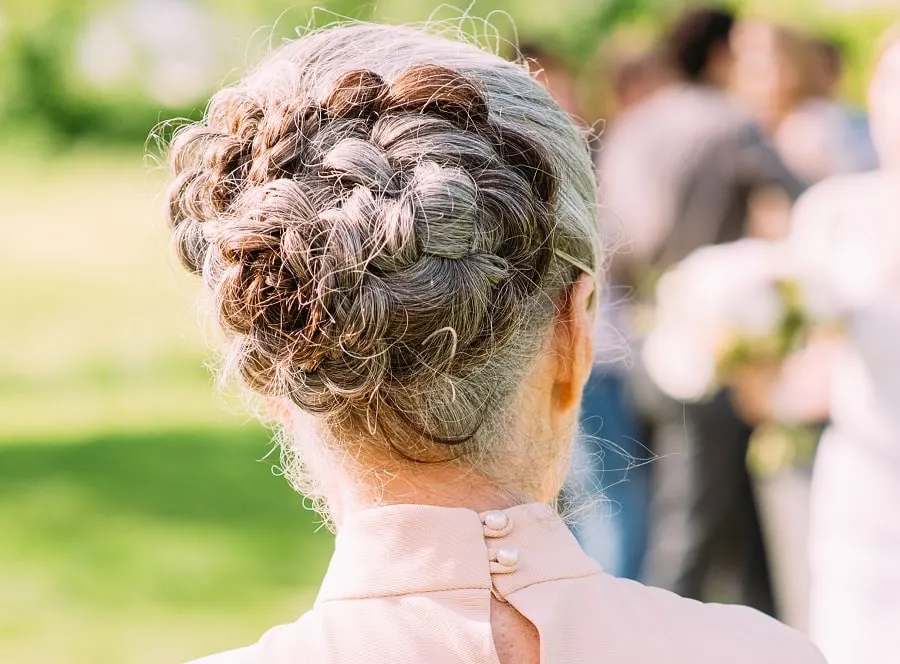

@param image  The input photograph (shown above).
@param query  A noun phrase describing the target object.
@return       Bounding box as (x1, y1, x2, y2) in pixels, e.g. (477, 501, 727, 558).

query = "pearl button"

(496, 546, 519, 567)
(483, 510, 509, 531)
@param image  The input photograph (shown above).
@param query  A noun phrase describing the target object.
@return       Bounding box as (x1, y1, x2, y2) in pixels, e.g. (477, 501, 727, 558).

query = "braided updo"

(166, 24, 598, 467)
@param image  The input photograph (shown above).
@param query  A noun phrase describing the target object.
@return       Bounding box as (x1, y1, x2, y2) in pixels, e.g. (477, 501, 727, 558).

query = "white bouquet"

(642, 239, 808, 402)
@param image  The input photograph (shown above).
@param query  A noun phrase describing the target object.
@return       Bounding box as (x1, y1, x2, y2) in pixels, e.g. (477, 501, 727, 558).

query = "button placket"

(480, 510, 519, 600)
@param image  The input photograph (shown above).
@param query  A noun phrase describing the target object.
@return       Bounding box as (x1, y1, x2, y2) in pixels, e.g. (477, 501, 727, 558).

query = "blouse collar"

(316, 502, 601, 604)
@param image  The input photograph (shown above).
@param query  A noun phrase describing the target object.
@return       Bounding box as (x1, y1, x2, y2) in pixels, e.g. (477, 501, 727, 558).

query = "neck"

(329, 458, 537, 529)
(286, 405, 562, 529)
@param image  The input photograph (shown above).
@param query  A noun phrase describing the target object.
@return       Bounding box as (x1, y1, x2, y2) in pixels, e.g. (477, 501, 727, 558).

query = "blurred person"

(728, 28, 876, 630)
(564, 46, 673, 580)
(775, 28, 900, 664)
(162, 22, 825, 664)
(600, 7, 807, 617)
(733, 23, 878, 184)
(800, 38, 878, 174)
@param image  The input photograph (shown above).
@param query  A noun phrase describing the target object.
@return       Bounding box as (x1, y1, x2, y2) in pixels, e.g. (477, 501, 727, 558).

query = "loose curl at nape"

(165, 24, 599, 461)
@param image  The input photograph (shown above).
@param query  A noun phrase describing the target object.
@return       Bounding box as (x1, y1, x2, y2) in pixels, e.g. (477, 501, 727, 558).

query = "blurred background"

(2, 0, 898, 662)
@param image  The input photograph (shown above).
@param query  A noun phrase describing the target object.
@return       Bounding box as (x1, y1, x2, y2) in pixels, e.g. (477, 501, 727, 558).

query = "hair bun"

(164, 29, 596, 446)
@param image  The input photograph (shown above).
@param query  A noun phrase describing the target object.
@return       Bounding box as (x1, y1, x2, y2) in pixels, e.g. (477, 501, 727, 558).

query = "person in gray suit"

(598, 7, 806, 615)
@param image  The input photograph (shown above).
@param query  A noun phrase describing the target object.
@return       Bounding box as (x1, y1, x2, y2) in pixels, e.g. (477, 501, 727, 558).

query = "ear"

(550, 273, 596, 430)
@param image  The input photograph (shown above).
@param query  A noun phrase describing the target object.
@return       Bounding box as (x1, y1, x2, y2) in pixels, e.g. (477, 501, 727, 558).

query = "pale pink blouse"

(192, 503, 825, 663)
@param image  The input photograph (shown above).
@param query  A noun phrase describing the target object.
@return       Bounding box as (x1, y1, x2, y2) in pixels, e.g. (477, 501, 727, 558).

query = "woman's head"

(165, 24, 599, 517)
(870, 29, 900, 171)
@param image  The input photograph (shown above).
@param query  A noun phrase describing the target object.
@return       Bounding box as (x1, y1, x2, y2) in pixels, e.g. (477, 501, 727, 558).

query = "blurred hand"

(771, 337, 842, 422)
(747, 186, 792, 240)
(728, 336, 842, 425)
(729, 361, 781, 425)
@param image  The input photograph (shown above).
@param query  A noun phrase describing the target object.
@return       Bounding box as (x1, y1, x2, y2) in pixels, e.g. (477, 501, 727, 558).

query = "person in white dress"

(785, 29, 900, 664)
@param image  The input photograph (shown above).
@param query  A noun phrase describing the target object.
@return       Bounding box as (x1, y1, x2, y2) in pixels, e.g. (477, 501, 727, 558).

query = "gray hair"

(165, 23, 600, 496)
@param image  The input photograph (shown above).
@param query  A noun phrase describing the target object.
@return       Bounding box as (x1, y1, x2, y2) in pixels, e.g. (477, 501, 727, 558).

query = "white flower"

(724, 280, 783, 337)
(643, 239, 790, 400)
(643, 326, 716, 401)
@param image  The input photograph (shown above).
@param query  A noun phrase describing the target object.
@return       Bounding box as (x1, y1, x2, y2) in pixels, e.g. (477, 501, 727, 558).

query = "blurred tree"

(0, 1, 202, 144)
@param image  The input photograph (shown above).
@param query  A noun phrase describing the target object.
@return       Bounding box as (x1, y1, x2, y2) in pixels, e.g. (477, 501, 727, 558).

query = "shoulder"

(598, 576, 826, 663)
(688, 601, 824, 663)
(607, 87, 753, 158)
(792, 172, 881, 232)
(800, 171, 882, 206)
(600, 87, 693, 173)
(185, 612, 324, 664)
(604, 85, 690, 139)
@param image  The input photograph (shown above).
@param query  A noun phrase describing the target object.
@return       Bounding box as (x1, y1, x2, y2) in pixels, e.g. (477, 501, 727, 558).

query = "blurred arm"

(735, 123, 808, 202)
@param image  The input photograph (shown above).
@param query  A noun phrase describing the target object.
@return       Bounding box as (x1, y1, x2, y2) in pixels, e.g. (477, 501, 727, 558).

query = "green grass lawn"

(0, 427, 334, 664)
(0, 149, 334, 663)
